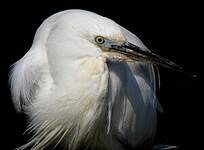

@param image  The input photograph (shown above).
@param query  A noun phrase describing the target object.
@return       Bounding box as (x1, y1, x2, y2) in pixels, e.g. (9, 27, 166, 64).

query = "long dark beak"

(110, 41, 195, 77)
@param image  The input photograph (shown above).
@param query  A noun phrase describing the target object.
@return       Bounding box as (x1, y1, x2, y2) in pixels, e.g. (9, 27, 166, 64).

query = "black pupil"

(98, 38, 103, 43)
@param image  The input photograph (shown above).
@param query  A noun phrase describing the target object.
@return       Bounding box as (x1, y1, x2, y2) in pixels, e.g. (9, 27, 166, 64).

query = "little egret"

(10, 9, 183, 150)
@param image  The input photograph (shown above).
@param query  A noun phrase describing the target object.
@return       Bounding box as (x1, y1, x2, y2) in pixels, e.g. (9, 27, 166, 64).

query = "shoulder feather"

(9, 46, 46, 111)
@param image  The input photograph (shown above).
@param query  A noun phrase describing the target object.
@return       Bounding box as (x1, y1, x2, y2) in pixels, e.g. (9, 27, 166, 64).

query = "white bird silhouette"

(10, 9, 182, 150)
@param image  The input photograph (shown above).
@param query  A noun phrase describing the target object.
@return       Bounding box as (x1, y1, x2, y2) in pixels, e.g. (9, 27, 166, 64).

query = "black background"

(1, 0, 203, 150)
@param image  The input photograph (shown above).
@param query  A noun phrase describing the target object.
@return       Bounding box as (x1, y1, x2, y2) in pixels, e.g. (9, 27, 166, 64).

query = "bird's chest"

(74, 57, 109, 97)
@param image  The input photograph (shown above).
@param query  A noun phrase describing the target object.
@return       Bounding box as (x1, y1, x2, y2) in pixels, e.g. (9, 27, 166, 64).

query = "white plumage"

(10, 9, 165, 150)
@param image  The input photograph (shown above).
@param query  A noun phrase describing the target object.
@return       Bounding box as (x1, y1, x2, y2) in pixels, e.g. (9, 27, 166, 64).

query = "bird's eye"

(95, 36, 105, 44)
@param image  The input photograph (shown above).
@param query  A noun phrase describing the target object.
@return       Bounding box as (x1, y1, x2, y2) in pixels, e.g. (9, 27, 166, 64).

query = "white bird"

(9, 9, 182, 150)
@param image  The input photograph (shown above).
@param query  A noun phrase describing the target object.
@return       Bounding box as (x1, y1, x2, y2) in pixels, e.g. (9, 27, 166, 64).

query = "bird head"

(44, 9, 188, 74)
